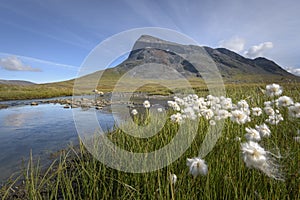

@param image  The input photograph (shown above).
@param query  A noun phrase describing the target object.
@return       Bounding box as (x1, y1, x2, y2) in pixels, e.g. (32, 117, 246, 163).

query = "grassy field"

(0, 82, 299, 199)
(0, 81, 74, 101)
(1, 67, 299, 101)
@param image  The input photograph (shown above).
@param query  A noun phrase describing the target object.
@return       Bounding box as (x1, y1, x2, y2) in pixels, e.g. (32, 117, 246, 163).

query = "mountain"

(1, 35, 299, 101)
(107, 35, 298, 82)
(0, 79, 36, 85)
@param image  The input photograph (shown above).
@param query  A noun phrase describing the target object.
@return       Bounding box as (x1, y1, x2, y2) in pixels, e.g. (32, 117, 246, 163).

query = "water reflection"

(4, 111, 43, 127)
(0, 103, 116, 183)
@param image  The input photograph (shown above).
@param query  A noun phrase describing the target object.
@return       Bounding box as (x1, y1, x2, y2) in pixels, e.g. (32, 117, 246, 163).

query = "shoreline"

(0, 92, 173, 110)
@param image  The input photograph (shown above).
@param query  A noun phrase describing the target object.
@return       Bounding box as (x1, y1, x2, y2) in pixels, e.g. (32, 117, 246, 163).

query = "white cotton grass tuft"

(230, 110, 249, 124)
(170, 174, 177, 184)
(265, 114, 283, 125)
(157, 108, 163, 112)
(241, 141, 266, 168)
(201, 109, 214, 120)
(167, 101, 181, 111)
(186, 157, 208, 177)
(216, 109, 231, 119)
(182, 107, 197, 120)
(255, 123, 271, 138)
(245, 127, 261, 141)
(237, 100, 250, 111)
(264, 106, 275, 116)
(252, 107, 262, 116)
(241, 141, 284, 181)
(265, 83, 283, 97)
(131, 109, 138, 116)
(288, 103, 300, 118)
(143, 100, 151, 108)
(264, 101, 272, 107)
(277, 96, 294, 107)
(170, 113, 183, 124)
(209, 120, 216, 126)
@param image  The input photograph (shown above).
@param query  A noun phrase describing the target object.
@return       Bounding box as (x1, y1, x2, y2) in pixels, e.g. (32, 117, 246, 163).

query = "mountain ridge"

(1, 35, 299, 88)
(107, 35, 297, 82)
(0, 79, 36, 85)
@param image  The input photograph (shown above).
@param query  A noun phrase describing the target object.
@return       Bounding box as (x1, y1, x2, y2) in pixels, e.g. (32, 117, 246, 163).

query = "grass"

(1, 83, 299, 199)
(0, 82, 74, 101)
(1, 66, 299, 101)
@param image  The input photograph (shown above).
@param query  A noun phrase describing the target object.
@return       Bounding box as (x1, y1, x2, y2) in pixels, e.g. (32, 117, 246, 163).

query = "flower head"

(186, 157, 208, 177)
(241, 141, 267, 168)
(209, 120, 216, 126)
(265, 114, 283, 125)
(266, 83, 283, 97)
(277, 96, 294, 107)
(131, 109, 138, 115)
(288, 103, 300, 118)
(230, 110, 249, 124)
(170, 174, 177, 184)
(170, 113, 183, 124)
(182, 107, 197, 120)
(168, 101, 181, 111)
(252, 107, 262, 116)
(237, 100, 249, 111)
(245, 127, 261, 141)
(264, 106, 275, 116)
(241, 141, 284, 181)
(220, 97, 233, 110)
(255, 123, 271, 138)
(216, 109, 231, 120)
(201, 109, 214, 120)
(143, 100, 151, 108)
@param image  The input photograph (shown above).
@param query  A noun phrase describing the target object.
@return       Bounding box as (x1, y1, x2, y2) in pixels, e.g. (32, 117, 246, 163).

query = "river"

(0, 102, 117, 184)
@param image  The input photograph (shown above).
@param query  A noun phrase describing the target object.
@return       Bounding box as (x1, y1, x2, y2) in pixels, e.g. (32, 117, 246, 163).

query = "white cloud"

(285, 67, 300, 76)
(0, 56, 41, 72)
(219, 36, 246, 53)
(245, 42, 273, 58)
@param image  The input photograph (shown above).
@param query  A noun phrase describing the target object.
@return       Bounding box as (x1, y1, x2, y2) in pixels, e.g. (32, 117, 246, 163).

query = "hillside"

(0, 79, 36, 85)
(107, 35, 297, 82)
(1, 35, 299, 101)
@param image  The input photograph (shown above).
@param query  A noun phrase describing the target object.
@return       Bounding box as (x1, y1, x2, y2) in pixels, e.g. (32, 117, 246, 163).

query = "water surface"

(0, 103, 116, 184)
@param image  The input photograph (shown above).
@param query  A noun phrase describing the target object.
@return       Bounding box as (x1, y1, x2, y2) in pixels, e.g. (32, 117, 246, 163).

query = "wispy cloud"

(0, 52, 78, 70)
(245, 42, 273, 58)
(0, 56, 41, 72)
(0, 18, 91, 50)
(218, 36, 246, 53)
(285, 67, 300, 76)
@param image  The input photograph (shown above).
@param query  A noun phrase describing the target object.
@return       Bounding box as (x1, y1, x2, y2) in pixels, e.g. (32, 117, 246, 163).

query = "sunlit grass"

(1, 83, 299, 199)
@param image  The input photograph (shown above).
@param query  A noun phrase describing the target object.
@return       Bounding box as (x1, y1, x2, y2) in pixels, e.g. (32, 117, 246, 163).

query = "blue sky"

(0, 0, 300, 83)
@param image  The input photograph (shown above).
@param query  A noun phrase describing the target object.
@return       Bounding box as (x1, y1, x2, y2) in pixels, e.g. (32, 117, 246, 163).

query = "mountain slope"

(0, 79, 36, 85)
(107, 35, 297, 82)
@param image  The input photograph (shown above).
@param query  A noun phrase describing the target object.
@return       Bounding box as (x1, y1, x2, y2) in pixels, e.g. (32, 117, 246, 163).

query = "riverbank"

(1, 83, 299, 199)
(0, 91, 174, 113)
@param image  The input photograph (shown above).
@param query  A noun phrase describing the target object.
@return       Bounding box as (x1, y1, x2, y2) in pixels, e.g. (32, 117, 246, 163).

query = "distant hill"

(106, 35, 298, 83)
(0, 79, 36, 85)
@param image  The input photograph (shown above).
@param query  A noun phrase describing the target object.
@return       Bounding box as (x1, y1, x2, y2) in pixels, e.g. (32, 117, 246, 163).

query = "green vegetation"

(2, 68, 298, 101)
(1, 83, 299, 199)
(0, 81, 74, 101)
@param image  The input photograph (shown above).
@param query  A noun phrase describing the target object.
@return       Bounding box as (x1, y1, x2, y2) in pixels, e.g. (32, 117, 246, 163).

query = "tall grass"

(1, 84, 299, 199)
